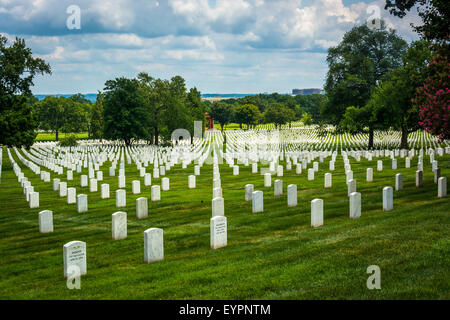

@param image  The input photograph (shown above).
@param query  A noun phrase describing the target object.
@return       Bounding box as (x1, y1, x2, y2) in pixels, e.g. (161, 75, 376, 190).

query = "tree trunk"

(368, 127, 374, 149)
(239, 123, 242, 129)
(154, 126, 159, 146)
(401, 126, 408, 149)
(55, 129, 59, 142)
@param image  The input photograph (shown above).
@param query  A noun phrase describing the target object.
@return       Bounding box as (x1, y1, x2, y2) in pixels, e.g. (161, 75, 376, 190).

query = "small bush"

(59, 134, 78, 147)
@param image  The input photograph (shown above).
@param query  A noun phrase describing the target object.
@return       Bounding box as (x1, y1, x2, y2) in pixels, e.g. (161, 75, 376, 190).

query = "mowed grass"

(35, 132, 89, 142)
(0, 145, 449, 299)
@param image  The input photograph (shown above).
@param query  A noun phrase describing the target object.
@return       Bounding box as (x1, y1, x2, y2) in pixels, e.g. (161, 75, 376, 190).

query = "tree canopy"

(0, 35, 51, 147)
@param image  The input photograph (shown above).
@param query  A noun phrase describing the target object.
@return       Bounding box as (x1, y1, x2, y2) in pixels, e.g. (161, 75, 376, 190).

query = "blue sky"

(0, 0, 421, 94)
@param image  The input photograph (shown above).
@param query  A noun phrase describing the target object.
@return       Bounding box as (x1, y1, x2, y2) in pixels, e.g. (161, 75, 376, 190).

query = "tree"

(90, 91, 104, 140)
(301, 113, 313, 126)
(323, 21, 408, 148)
(103, 77, 150, 145)
(385, 0, 449, 42)
(0, 35, 51, 147)
(0, 96, 38, 147)
(184, 87, 205, 143)
(35, 96, 66, 141)
(369, 41, 432, 148)
(263, 103, 293, 129)
(210, 102, 232, 132)
(342, 41, 432, 148)
(415, 42, 450, 141)
(233, 104, 261, 129)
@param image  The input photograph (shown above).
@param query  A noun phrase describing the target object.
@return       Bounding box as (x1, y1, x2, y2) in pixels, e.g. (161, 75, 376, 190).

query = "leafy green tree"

(210, 102, 232, 132)
(323, 21, 408, 148)
(233, 104, 261, 129)
(263, 103, 293, 129)
(385, 0, 449, 42)
(0, 35, 51, 147)
(369, 40, 432, 148)
(342, 41, 432, 148)
(69, 93, 91, 104)
(90, 91, 104, 140)
(184, 87, 205, 143)
(103, 77, 150, 145)
(301, 113, 313, 126)
(35, 96, 66, 141)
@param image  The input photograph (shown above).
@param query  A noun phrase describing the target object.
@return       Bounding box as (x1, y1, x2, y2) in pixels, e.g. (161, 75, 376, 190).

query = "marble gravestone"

(101, 184, 110, 199)
(210, 216, 227, 249)
(116, 189, 126, 207)
(212, 197, 224, 217)
(63, 241, 87, 278)
(112, 211, 127, 240)
(144, 228, 164, 263)
(287, 184, 297, 207)
(252, 190, 263, 213)
(274, 179, 283, 196)
(67, 187, 76, 204)
(245, 184, 254, 201)
(136, 197, 148, 219)
(311, 198, 324, 227)
(349, 192, 361, 219)
(77, 194, 88, 213)
(39, 210, 53, 233)
(383, 187, 393, 211)
(151, 185, 161, 201)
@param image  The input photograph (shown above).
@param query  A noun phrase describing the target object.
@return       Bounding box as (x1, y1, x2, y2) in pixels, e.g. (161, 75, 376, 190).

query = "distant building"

(292, 88, 324, 96)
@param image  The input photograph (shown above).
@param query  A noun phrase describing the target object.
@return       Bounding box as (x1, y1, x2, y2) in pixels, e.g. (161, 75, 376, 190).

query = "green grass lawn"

(0, 146, 449, 299)
(35, 132, 89, 142)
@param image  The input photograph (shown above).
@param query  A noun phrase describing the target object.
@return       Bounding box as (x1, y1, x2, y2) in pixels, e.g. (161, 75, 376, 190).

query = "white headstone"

(89, 178, 97, 192)
(80, 175, 88, 187)
(136, 197, 148, 219)
(144, 173, 152, 186)
(349, 192, 361, 219)
(67, 187, 76, 204)
(274, 179, 283, 196)
(39, 210, 53, 233)
(395, 173, 403, 191)
(311, 199, 323, 227)
(210, 216, 227, 249)
(212, 197, 224, 217)
(112, 211, 127, 240)
(101, 183, 110, 199)
(324, 173, 332, 188)
(308, 168, 314, 181)
(287, 184, 297, 207)
(77, 194, 88, 213)
(348, 179, 356, 196)
(438, 177, 447, 198)
(264, 173, 271, 187)
(245, 184, 254, 201)
(252, 190, 263, 213)
(151, 185, 161, 201)
(366, 168, 373, 182)
(188, 175, 196, 189)
(144, 228, 164, 263)
(63, 241, 86, 278)
(161, 177, 169, 191)
(59, 182, 67, 197)
(132, 180, 141, 194)
(377, 160, 383, 172)
(382, 187, 393, 211)
(29, 192, 39, 209)
(116, 189, 126, 207)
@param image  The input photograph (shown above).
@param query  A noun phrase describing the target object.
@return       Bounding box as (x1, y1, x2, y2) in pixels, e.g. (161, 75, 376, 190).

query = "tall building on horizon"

(292, 88, 324, 95)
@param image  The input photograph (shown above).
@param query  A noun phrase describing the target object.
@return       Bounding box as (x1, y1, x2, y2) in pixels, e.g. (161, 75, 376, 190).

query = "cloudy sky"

(0, 0, 421, 94)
